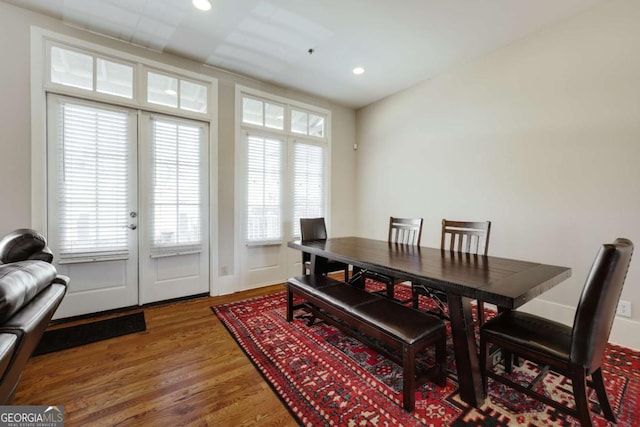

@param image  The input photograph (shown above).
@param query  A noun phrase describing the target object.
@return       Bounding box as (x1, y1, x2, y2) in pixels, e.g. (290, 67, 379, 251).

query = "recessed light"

(353, 67, 365, 75)
(193, 0, 212, 11)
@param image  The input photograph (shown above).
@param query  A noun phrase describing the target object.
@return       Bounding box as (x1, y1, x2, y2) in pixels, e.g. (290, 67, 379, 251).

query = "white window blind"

(56, 101, 130, 258)
(150, 118, 203, 253)
(292, 141, 325, 237)
(247, 135, 282, 242)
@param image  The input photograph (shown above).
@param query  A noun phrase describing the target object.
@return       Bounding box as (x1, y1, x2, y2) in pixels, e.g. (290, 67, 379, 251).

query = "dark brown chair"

(300, 218, 349, 282)
(388, 217, 423, 246)
(413, 219, 491, 322)
(440, 220, 491, 256)
(480, 238, 633, 427)
(365, 217, 423, 301)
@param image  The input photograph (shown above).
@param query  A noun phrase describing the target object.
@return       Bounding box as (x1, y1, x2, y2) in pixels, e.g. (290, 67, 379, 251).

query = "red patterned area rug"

(212, 284, 640, 426)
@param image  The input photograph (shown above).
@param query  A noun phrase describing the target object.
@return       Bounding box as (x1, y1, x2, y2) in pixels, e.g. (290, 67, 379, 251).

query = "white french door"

(138, 113, 209, 304)
(47, 95, 209, 318)
(47, 95, 139, 318)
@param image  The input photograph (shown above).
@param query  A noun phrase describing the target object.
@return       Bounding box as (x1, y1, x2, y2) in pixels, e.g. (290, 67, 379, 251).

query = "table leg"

(447, 293, 485, 407)
(349, 266, 365, 288)
(286, 286, 294, 322)
(309, 254, 329, 275)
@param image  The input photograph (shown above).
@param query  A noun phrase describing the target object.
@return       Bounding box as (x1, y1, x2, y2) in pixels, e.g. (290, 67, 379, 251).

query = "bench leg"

(286, 286, 294, 322)
(386, 280, 395, 299)
(412, 286, 420, 309)
(402, 344, 416, 412)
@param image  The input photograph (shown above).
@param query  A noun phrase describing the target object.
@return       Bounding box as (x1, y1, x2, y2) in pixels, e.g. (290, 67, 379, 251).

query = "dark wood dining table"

(288, 236, 571, 407)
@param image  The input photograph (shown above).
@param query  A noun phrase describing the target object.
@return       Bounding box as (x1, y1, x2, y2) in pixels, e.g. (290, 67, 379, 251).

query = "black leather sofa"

(0, 229, 67, 403)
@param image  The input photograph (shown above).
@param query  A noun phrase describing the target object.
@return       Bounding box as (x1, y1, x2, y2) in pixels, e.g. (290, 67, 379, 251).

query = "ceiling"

(4, 0, 602, 109)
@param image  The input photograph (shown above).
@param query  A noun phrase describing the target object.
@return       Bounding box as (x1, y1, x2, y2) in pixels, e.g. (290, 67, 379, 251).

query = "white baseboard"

(212, 275, 285, 296)
(519, 298, 640, 351)
(212, 274, 238, 296)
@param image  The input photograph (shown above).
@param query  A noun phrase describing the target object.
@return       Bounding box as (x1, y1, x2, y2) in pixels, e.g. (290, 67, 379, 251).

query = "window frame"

(31, 28, 219, 278)
(235, 85, 332, 246)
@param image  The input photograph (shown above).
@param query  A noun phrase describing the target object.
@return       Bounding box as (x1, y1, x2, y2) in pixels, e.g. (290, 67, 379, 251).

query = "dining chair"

(365, 217, 423, 301)
(480, 238, 633, 427)
(413, 219, 491, 323)
(300, 218, 349, 282)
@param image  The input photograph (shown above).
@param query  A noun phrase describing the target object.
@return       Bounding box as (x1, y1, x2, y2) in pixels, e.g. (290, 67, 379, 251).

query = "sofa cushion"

(0, 261, 58, 323)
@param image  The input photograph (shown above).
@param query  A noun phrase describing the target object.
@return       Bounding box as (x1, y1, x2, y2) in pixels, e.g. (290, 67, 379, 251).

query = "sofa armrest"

(0, 283, 66, 404)
(52, 275, 70, 287)
(0, 262, 58, 323)
(0, 334, 17, 381)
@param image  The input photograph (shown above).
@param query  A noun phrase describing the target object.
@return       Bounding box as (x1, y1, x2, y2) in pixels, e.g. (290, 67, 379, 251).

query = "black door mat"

(33, 311, 146, 356)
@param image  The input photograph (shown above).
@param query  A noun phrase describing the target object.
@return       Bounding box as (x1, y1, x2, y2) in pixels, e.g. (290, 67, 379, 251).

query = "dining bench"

(285, 274, 446, 411)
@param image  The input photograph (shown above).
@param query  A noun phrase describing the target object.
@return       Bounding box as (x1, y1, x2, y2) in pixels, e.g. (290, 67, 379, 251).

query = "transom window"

(242, 96, 285, 130)
(291, 108, 325, 138)
(48, 43, 209, 115)
(51, 45, 134, 99)
(147, 70, 208, 113)
(241, 95, 326, 138)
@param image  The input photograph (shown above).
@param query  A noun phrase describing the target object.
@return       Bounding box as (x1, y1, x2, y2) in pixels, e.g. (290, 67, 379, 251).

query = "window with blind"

(53, 99, 131, 259)
(240, 90, 329, 244)
(150, 118, 204, 254)
(246, 135, 282, 242)
(292, 141, 325, 237)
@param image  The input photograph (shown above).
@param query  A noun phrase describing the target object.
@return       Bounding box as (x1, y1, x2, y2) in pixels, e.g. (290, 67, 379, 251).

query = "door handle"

(126, 224, 137, 230)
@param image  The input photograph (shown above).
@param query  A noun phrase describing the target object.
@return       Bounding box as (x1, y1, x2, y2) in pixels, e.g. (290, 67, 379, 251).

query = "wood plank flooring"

(14, 284, 298, 427)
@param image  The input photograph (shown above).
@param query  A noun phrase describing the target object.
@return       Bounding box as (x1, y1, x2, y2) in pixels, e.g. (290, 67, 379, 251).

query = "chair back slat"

(388, 217, 423, 246)
(441, 219, 491, 255)
(571, 238, 633, 371)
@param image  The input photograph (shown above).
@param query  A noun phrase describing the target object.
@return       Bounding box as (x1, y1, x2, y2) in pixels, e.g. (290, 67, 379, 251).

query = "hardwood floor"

(15, 284, 298, 427)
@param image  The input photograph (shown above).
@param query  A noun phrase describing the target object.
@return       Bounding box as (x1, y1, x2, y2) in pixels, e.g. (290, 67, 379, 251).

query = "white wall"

(356, 0, 640, 349)
(0, 3, 33, 231)
(0, 2, 357, 289)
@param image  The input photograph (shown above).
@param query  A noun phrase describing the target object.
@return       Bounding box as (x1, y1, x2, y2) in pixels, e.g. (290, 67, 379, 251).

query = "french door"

(138, 112, 209, 305)
(47, 95, 209, 318)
